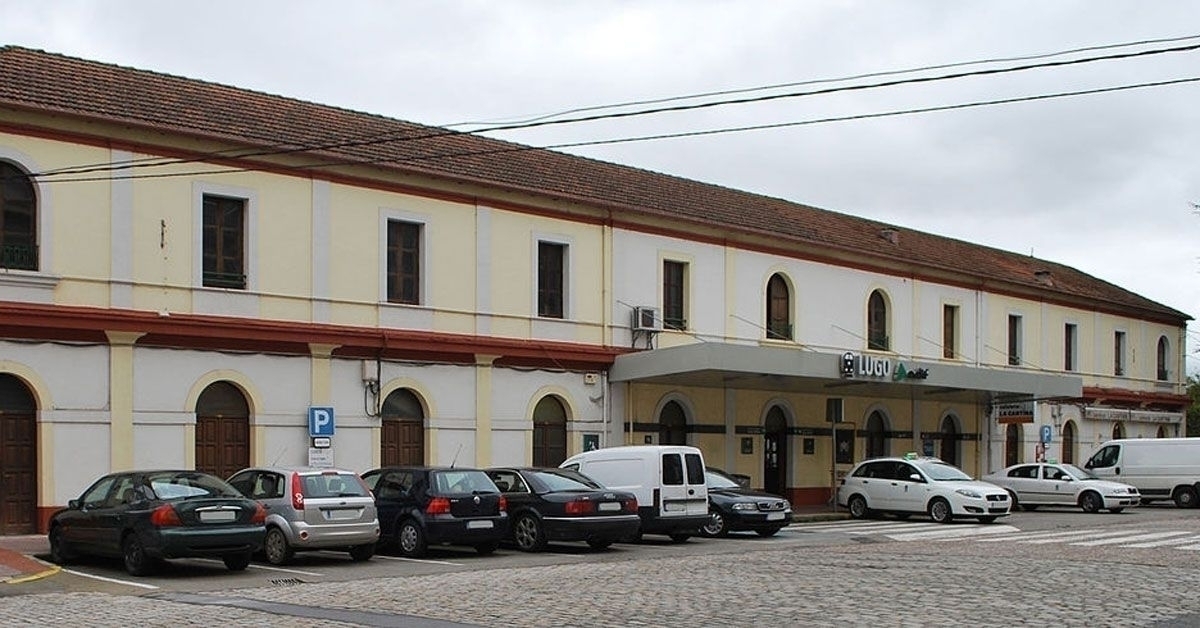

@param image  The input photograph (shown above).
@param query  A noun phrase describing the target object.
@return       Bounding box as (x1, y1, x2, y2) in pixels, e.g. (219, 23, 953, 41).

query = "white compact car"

(982, 462, 1140, 514)
(837, 456, 1011, 523)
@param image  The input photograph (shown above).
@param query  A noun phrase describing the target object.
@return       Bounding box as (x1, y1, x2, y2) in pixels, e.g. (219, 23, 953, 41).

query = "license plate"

(598, 502, 620, 512)
(324, 508, 361, 521)
(466, 520, 493, 529)
(199, 510, 237, 523)
(766, 511, 785, 521)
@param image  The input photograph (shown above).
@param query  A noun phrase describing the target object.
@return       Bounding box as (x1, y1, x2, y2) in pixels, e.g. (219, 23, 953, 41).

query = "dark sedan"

(701, 468, 792, 537)
(361, 466, 508, 558)
(48, 470, 267, 576)
(486, 467, 640, 552)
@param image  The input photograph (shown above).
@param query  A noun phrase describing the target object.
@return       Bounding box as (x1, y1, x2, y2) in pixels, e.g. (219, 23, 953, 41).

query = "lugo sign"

(839, 352, 929, 381)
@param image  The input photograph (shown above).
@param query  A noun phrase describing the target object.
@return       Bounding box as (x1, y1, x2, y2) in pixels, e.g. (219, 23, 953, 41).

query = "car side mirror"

(909, 473, 923, 482)
(68, 499, 80, 509)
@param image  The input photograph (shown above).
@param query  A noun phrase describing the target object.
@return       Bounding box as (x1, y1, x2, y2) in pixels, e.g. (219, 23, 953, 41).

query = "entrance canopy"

(610, 343, 1082, 405)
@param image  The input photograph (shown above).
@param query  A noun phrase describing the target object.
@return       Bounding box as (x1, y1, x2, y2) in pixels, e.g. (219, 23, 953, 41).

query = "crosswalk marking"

(887, 524, 1019, 541)
(1020, 529, 1147, 545)
(1124, 534, 1200, 549)
(1070, 531, 1195, 547)
(975, 528, 1103, 542)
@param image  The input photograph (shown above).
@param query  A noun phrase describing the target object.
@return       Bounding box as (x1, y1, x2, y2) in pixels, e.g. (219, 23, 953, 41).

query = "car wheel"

(1173, 486, 1199, 508)
(223, 552, 252, 571)
(848, 495, 870, 520)
(397, 519, 427, 558)
(668, 533, 691, 543)
(755, 528, 782, 538)
(1109, 508, 1124, 514)
(122, 533, 158, 576)
(263, 527, 294, 565)
(586, 539, 613, 550)
(348, 543, 375, 562)
(977, 516, 997, 524)
(513, 514, 547, 552)
(700, 509, 729, 537)
(1079, 491, 1103, 514)
(1006, 490, 1019, 511)
(928, 498, 953, 524)
(474, 541, 499, 555)
(48, 525, 76, 565)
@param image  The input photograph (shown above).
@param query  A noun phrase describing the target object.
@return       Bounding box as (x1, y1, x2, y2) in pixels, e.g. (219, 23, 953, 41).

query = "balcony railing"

(766, 322, 793, 341)
(867, 332, 889, 351)
(202, 271, 247, 290)
(0, 242, 38, 270)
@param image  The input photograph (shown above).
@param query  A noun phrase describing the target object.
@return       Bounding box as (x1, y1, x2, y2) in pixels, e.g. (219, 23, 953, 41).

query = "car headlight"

(782, 500, 791, 510)
(731, 502, 758, 511)
(955, 489, 983, 499)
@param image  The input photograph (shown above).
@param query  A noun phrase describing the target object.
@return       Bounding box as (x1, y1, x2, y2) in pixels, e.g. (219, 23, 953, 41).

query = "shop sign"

(839, 352, 928, 381)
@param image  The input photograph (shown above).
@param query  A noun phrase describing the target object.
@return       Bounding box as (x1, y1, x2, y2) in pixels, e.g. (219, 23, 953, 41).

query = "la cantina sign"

(839, 352, 929, 381)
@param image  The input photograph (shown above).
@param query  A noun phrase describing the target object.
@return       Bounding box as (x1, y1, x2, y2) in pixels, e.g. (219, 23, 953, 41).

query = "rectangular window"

(1007, 315, 1022, 366)
(386, 220, 421, 304)
(1114, 331, 1126, 376)
(1064, 323, 1077, 372)
(942, 305, 958, 359)
(663, 260, 687, 330)
(537, 241, 565, 318)
(202, 194, 246, 289)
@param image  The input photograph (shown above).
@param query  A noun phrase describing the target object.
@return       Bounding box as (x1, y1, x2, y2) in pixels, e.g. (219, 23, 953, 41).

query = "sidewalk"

(0, 535, 56, 584)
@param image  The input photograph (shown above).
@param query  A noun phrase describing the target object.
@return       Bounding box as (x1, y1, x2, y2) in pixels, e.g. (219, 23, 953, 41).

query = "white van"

(1083, 438, 1200, 508)
(560, 445, 710, 542)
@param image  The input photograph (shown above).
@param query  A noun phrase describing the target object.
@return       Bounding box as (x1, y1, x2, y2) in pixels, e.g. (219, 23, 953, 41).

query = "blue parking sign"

(309, 407, 335, 437)
(1040, 424, 1052, 444)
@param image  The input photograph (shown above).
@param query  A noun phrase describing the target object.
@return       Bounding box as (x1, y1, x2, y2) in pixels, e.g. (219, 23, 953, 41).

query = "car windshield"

(915, 461, 973, 481)
(529, 469, 601, 491)
(705, 470, 741, 489)
(1060, 464, 1095, 480)
(432, 470, 497, 494)
(147, 471, 242, 500)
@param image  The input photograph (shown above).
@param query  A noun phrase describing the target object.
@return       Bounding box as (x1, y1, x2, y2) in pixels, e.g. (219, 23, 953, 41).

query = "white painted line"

(1070, 531, 1195, 547)
(1021, 529, 1147, 545)
(1177, 544, 1200, 551)
(803, 522, 945, 534)
(370, 554, 463, 566)
(975, 529, 1103, 542)
(62, 568, 159, 590)
(189, 559, 324, 577)
(1124, 534, 1200, 548)
(892, 525, 1020, 541)
(797, 520, 926, 530)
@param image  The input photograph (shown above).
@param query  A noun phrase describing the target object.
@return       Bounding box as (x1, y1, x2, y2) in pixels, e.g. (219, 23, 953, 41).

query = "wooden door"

(195, 415, 249, 479)
(0, 412, 37, 534)
(382, 418, 424, 466)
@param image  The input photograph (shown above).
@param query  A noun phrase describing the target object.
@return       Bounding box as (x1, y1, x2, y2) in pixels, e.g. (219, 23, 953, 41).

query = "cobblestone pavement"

(3, 537, 1200, 627)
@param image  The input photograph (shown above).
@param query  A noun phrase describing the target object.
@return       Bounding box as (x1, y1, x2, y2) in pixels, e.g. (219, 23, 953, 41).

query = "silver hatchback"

(228, 467, 380, 565)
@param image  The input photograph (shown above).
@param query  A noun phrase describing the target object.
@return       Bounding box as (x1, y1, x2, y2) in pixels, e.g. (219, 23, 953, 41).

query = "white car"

(837, 456, 1011, 523)
(982, 462, 1140, 514)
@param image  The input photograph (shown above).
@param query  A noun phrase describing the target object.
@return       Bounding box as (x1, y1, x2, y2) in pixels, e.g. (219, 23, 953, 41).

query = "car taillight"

(291, 472, 304, 511)
(622, 498, 638, 513)
(565, 499, 595, 515)
(425, 497, 451, 515)
(499, 495, 507, 512)
(250, 503, 267, 525)
(150, 504, 182, 527)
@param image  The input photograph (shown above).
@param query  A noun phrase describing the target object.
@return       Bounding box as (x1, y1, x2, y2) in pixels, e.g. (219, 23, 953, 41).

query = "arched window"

(532, 396, 568, 467)
(1157, 336, 1170, 381)
(658, 401, 688, 446)
(1005, 424, 1022, 467)
(766, 274, 792, 340)
(382, 388, 425, 466)
(939, 415, 959, 466)
(0, 162, 38, 271)
(1112, 422, 1125, 440)
(867, 290, 889, 351)
(866, 411, 888, 458)
(1061, 421, 1076, 464)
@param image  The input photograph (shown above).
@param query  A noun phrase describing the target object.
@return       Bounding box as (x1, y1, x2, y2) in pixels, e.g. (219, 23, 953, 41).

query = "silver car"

(228, 467, 379, 565)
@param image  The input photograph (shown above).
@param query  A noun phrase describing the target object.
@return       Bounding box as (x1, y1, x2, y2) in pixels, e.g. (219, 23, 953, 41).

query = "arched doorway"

(658, 401, 687, 445)
(763, 406, 788, 496)
(1112, 422, 1125, 439)
(1004, 424, 1022, 467)
(939, 415, 959, 466)
(1157, 425, 1168, 438)
(1061, 421, 1076, 464)
(382, 388, 425, 466)
(532, 396, 567, 467)
(195, 381, 250, 479)
(865, 411, 888, 458)
(0, 374, 37, 534)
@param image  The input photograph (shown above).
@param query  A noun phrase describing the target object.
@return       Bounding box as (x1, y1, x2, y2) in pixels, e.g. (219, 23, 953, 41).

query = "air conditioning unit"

(632, 306, 662, 332)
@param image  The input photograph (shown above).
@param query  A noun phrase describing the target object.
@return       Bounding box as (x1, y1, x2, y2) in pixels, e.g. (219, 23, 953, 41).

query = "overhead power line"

(20, 39, 1200, 183)
(29, 75, 1200, 184)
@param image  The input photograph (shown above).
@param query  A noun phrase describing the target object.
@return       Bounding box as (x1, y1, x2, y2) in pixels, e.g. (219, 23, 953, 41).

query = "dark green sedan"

(48, 470, 267, 576)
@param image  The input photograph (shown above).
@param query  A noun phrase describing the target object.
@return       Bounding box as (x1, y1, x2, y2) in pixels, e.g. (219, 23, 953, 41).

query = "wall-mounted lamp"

(363, 359, 381, 417)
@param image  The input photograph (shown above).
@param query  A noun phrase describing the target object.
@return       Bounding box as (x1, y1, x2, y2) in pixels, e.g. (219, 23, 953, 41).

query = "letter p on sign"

(309, 406, 336, 437)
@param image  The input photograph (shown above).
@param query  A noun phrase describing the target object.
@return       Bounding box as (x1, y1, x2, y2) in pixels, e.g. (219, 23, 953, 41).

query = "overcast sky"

(3, 2, 1200, 371)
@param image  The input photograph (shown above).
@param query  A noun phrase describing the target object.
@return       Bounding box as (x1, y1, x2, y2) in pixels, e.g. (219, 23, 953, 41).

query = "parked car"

(836, 455, 1011, 524)
(982, 462, 1140, 514)
(226, 467, 379, 564)
(485, 467, 640, 552)
(701, 467, 791, 538)
(1083, 438, 1200, 507)
(48, 469, 266, 576)
(560, 445, 710, 542)
(360, 466, 507, 558)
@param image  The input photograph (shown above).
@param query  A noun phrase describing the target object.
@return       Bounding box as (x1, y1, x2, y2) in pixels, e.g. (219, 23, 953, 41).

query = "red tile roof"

(0, 46, 1187, 323)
